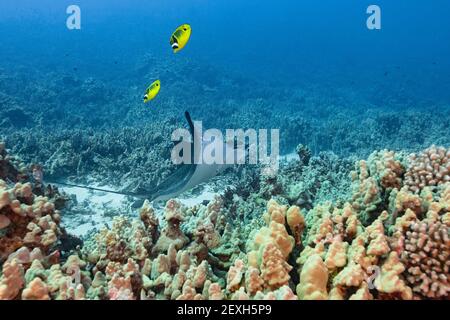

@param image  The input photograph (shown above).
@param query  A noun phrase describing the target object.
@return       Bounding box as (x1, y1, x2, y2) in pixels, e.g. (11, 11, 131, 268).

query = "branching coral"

(405, 146, 450, 193)
(350, 159, 384, 225)
(22, 277, 50, 300)
(0, 145, 448, 300)
(373, 251, 413, 299)
(0, 180, 62, 262)
(247, 200, 295, 290)
(152, 199, 189, 254)
(0, 259, 24, 299)
(295, 147, 449, 300)
(82, 202, 158, 265)
(297, 254, 328, 300)
(351, 149, 410, 225)
(83, 216, 146, 264)
(401, 219, 449, 298)
(367, 150, 405, 190)
(221, 200, 299, 299)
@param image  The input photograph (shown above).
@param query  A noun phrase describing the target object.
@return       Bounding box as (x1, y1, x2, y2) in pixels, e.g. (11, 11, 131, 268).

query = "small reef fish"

(170, 24, 192, 53)
(143, 80, 161, 103)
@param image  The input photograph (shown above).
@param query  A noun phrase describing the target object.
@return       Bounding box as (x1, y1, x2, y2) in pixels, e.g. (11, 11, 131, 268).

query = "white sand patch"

(58, 180, 224, 238)
(178, 185, 219, 207)
(60, 185, 127, 206)
(67, 211, 112, 238)
(59, 184, 131, 238)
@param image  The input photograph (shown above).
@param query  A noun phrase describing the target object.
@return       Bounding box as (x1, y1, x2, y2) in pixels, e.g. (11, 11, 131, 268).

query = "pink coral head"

(395, 236, 405, 256)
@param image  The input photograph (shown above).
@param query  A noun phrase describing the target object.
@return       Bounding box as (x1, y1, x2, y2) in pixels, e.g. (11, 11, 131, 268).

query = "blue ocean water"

(1, 1, 450, 301)
(0, 0, 449, 161)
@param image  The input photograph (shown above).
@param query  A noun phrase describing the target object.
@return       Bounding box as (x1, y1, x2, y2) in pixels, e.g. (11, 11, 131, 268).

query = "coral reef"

(0, 179, 63, 263)
(0, 145, 449, 300)
(404, 146, 450, 193)
(1, 12, 450, 302)
(400, 217, 449, 298)
(295, 147, 449, 300)
(2, 57, 449, 193)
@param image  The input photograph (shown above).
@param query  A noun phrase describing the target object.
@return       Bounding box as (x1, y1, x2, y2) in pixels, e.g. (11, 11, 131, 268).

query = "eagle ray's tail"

(46, 180, 148, 199)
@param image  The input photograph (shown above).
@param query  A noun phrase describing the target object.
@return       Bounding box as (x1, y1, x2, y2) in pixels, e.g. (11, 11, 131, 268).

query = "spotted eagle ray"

(48, 111, 242, 205)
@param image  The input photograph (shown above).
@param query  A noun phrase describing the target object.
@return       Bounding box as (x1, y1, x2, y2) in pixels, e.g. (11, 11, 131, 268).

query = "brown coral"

(259, 243, 292, 290)
(153, 199, 189, 254)
(0, 180, 62, 262)
(0, 259, 25, 300)
(405, 146, 450, 193)
(401, 219, 449, 299)
(374, 252, 413, 299)
(297, 254, 328, 300)
(368, 150, 405, 190)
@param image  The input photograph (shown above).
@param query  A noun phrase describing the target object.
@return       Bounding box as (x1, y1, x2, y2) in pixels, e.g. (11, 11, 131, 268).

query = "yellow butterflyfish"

(143, 80, 161, 103)
(170, 24, 192, 53)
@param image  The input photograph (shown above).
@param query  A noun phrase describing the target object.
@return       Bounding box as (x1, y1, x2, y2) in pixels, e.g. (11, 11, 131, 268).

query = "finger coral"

(152, 199, 189, 254)
(297, 254, 328, 300)
(405, 146, 450, 193)
(0, 259, 24, 299)
(0, 145, 448, 300)
(247, 200, 295, 290)
(0, 180, 62, 262)
(401, 219, 449, 298)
